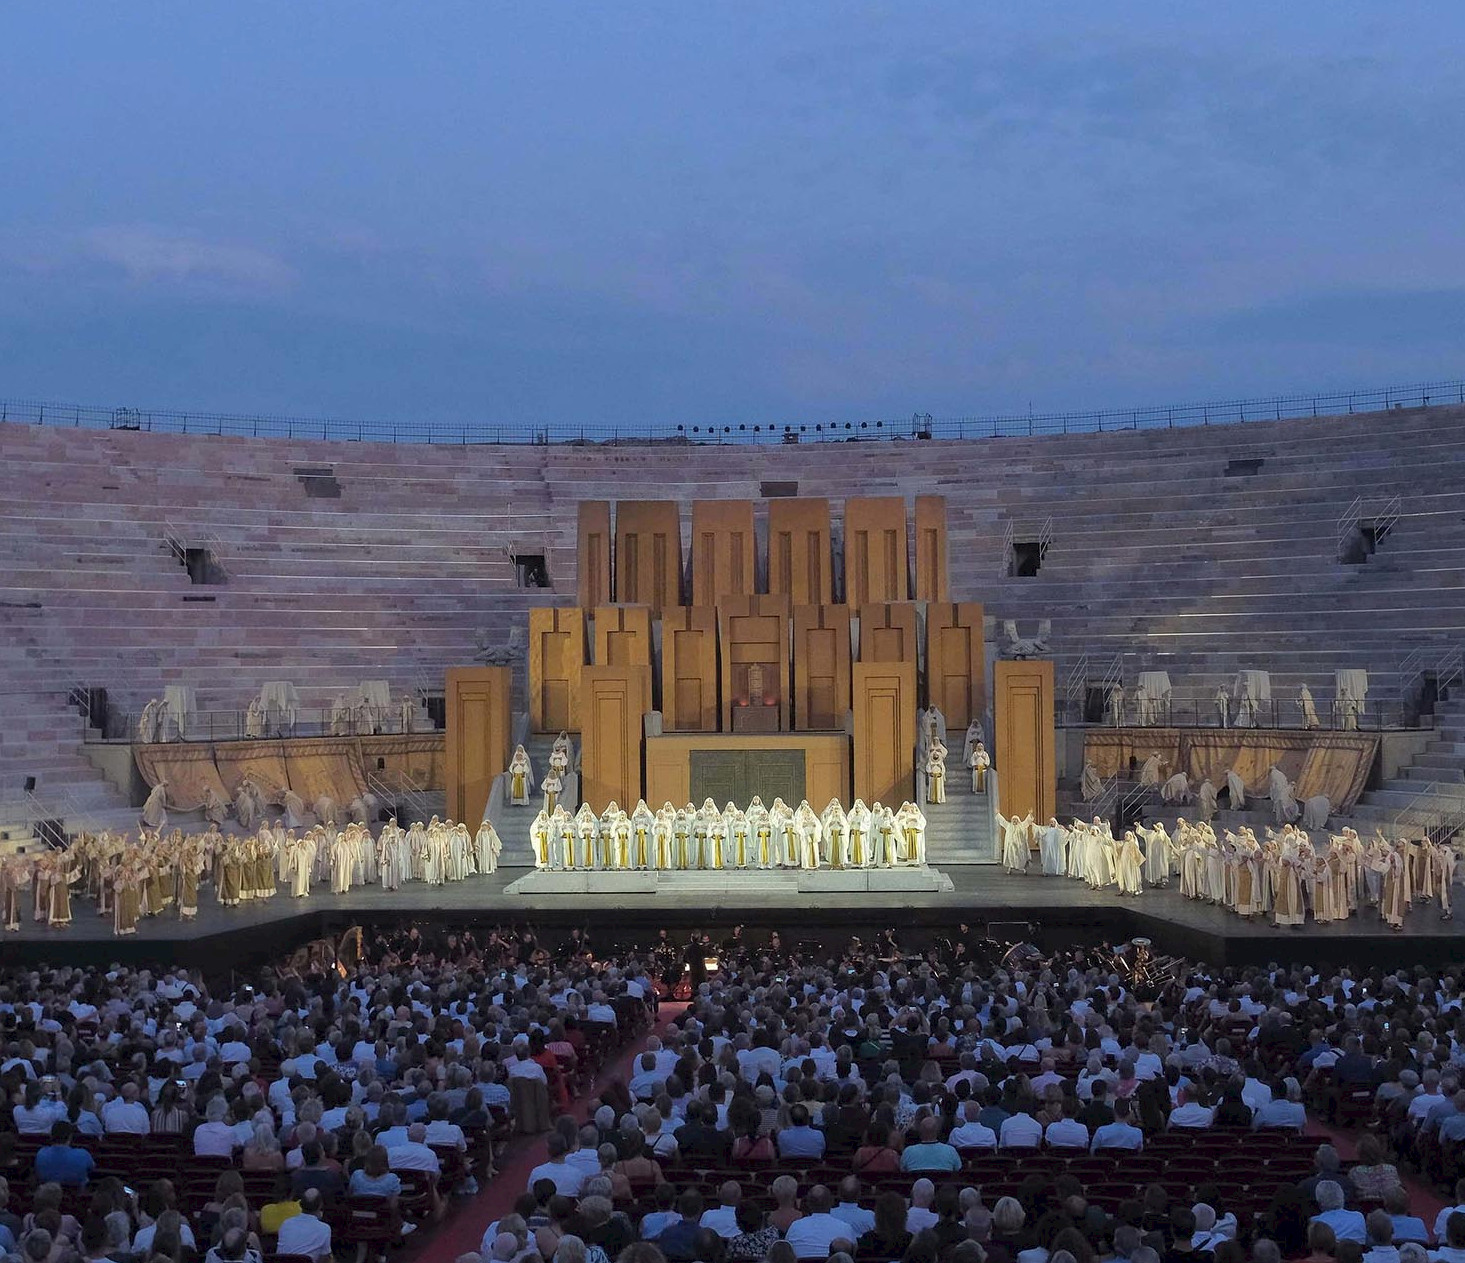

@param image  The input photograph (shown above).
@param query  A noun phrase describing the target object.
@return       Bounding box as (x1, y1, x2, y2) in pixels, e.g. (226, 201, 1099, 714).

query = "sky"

(1, 3, 1462, 433)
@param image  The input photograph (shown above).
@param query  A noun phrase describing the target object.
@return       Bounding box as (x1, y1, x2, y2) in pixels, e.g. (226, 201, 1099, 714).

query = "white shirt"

(949, 1121, 998, 1149)
(276, 1213, 332, 1262)
(1168, 1103, 1215, 1129)
(524, 1160, 584, 1196)
(194, 1121, 241, 1156)
(387, 1141, 441, 1173)
(1409, 1092, 1447, 1123)
(1045, 1118, 1089, 1148)
(102, 1099, 151, 1135)
(507, 1057, 547, 1081)
(1433, 1204, 1465, 1242)
(832, 1203, 876, 1238)
(134, 1222, 198, 1255)
(784, 1212, 855, 1258)
(907, 1207, 938, 1233)
(999, 1113, 1043, 1148)
(1091, 1121, 1145, 1152)
(699, 1206, 740, 1239)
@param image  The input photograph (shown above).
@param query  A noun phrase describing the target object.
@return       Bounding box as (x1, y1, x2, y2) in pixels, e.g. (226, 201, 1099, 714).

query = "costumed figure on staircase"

(508, 746, 533, 807)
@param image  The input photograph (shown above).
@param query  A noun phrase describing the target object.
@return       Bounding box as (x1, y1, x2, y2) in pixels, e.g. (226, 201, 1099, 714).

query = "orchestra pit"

(3, 395, 1465, 1263)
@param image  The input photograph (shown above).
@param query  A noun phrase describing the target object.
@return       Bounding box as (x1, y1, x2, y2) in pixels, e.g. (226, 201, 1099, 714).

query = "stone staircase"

(1351, 692, 1465, 839)
(488, 731, 577, 865)
(923, 770, 998, 863)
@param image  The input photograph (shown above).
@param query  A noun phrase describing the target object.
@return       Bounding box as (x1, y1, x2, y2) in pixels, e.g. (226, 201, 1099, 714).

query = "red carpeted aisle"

(408, 1001, 686, 1261)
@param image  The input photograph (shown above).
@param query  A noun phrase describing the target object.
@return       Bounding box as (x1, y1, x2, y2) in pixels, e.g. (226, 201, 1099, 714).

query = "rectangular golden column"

(768, 498, 833, 606)
(792, 604, 851, 730)
(994, 659, 1056, 823)
(661, 605, 719, 732)
(576, 501, 612, 610)
(580, 664, 650, 811)
(719, 598, 791, 731)
(593, 604, 654, 719)
(528, 606, 586, 733)
(852, 660, 917, 805)
(843, 496, 908, 607)
(914, 494, 949, 603)
(614, 500, 682, 615)
(691, 499, 756, 607)
(444, 666, 512, 827)
(858, 602, 919, 664)
(926, 601, 985, 727)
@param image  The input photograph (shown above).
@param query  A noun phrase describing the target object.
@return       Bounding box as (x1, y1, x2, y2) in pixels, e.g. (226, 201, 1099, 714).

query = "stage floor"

(6, 867, 1461, 970)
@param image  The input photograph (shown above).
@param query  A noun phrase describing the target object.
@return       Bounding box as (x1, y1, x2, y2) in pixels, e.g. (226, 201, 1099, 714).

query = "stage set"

(92, 492, 1423, 974)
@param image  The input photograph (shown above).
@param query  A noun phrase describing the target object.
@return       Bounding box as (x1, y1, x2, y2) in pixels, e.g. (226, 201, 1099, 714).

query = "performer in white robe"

(1138, 753, 1163, 788)
(925, 744, 947, 804)
(474, 819, 501, 873)
(698, 799, 723, 869)
(141, 782, 169, 831)
(1143, 822, 1172, 886)
(1299, 684, 1319, 730)
(575, 804, 600, 871)
(1196, 779, 1218, 823)
(967, 742, 990, 793)
(1039, 818, 1067, 875)
(873, 802, 898, 867)
(631, 800, 656, 869)
(202, 785, 229, 828)
(962, 719, 983, 767)
(540, 769, 562, 815)
(508, 746, 533, 806)
(1115, 831, 1144, 895)
(726, 808, 750, 867)
(706, 806, 728, 871)
(244, 697, 266, 739)
(846, 799, 873, 868)
(596, 803, 620, 869)
(154, 700, 174, 742)
(330, 829, 356, 894)
(1215, 688, 1230, 728)
(1160, 771, 1190, 804)
(1268, 766, 1300, 825)
(313, 794, 338, 827)
(1225, 768, 1247, 810)
(1084, 819, 1113, 889)
(796, 800, 823, 869)
(1436, 842, 1456, 920)
(897, 801, 927, 865)
(550, 806, 574, 869)
(652, 805, 675, 870)
(821, 800, 849, 869)
(999, 813, 1030, 874)
(1109, 685, 1125, 726)
(746, 797, 772, 868)
(926, 706, 948, 749)
(672, 804, 694, 869)
(771, 798, 798, 867)
(1080, 764, 1104, 804)
(611, 808, 633, 870)
(1301, 795, 1330, 830)
(1066, 820, 1088, 879)
(137, 699, 160, 744)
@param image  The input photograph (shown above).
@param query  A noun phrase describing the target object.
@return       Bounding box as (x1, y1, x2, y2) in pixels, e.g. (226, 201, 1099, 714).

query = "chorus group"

(0, 806, 502, 936)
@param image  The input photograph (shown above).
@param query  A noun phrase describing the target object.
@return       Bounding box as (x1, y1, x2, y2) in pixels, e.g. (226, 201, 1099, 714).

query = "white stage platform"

(503, 866, 955, 897)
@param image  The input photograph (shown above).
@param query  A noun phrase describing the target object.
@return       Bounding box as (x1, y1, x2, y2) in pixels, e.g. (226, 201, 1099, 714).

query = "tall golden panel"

(914, 495, 949, 603)
(792, 604, 851, 731)
(444, 666, 512, 827)
(767, 498, 833, 606)
(576, 501, 612, 610)
(995, 659, 1056, 823)
(593, 605, 653, 719)
(580, 664, 650, 811)
(691, 500, 756, 607)
(858, 602, 919, 664)
(528, 606, 585, 733)
(926, 601, 985, 727)
(614, 500, 682, 615)
(661, 606, 719, 732)
(719, 600, 791, 732)
(843, 496, 908, 606)
(852, 660, 916, 805)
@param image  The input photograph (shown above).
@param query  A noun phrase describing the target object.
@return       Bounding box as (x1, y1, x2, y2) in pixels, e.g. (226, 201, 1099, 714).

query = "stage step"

(504, 864, 955, 897)
(922, 772, 998, 863)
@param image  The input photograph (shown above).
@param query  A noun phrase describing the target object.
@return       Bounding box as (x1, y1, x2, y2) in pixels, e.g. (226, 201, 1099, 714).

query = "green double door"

(689, 749, 805, 807)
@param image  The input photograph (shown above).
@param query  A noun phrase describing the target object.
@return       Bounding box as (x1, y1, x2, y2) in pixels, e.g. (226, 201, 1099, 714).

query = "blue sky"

(1, 3, 1461, 430)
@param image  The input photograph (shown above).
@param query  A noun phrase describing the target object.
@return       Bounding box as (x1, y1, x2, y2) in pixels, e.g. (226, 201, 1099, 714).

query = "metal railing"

(1389, 782, 1465, 844)
(4, 379, 1465, 447)
(1397, 644, 1464, 720)
(366, 771, 435, 825)
(163, 519, 230, 575)
(1338, 493, 1403, 555)
(1058, 694, 1408, 731)
(86, 706, 443, 744)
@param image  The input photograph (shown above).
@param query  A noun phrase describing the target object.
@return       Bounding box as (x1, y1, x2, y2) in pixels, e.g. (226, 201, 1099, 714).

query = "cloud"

(79, 226, 295, 291)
